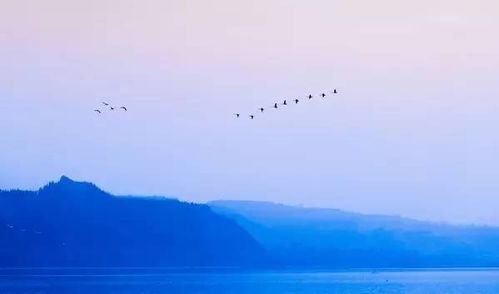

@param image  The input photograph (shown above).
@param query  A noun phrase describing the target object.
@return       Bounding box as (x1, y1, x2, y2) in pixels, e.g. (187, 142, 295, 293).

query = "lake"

(1, 268, 498, 293)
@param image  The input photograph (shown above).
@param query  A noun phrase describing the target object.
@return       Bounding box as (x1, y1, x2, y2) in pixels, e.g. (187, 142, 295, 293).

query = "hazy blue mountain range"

(2, 177, 499, 269)
(210, 201, 499, 268)
(0, 177, 265, 267)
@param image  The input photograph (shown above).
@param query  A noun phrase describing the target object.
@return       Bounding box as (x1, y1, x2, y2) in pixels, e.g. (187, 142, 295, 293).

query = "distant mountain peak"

(56, 175, 96, 188)
(38, 176, 108, 199)
(55, 175, 97, 187)
(58, 175, 75, 183)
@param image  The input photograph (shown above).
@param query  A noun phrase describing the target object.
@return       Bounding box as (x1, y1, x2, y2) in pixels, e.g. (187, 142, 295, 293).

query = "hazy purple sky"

(1, 0, 499, 225)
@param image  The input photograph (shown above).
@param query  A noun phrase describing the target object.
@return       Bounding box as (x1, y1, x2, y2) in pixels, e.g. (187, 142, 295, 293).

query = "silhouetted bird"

(259, 107, 264, 113)
(94, 110, 102, 114)
(308, 94, 313, 99)
(120, 106, 127, 111)
(110, 107, 115, 111)
(333, 89, 338, 94)
(102, 102, 109, 106)
(282, 100, 287, 105)
(234, 113, 240, 118)
(249, 115, 255, 119)
(321, 93, 326, 98)
(294, 99, 299, 104)
(273, 103, 278, 109)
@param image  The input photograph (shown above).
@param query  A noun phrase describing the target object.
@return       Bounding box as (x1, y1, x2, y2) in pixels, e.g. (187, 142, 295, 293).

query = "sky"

(1, 0, 499, 225)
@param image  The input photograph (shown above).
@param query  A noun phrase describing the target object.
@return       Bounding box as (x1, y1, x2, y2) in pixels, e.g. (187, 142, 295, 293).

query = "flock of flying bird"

(93, 89, 338, 117)
(234, 89, 338, 119)
(94, 102, 127, 114)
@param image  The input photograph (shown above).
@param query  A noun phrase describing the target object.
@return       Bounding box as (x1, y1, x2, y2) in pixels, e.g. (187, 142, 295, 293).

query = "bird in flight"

(232, 88, 338, 118)
(102, 102, 109, 106)
(110, 107, 115, 111)
(94, 110, 102, 114)
(120, 106, 128, 111)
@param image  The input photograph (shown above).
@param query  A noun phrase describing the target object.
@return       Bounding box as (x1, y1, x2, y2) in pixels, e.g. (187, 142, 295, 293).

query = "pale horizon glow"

(1, 0, 499, 225)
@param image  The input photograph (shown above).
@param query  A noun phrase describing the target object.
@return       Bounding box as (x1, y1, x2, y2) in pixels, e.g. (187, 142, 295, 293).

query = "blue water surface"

(1, 268, 498, 294)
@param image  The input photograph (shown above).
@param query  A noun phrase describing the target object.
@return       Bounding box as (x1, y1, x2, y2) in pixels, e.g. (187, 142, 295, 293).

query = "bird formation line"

(234, 89, 338, 119)
(94, 101, 128, 114)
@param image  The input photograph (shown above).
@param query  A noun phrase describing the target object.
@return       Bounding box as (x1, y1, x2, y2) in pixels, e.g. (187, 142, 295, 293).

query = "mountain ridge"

(209, 200, 499, 268)
(0, 177, 266, 267)
(209, 200, 497, 230)
(3, 177, 499, 269)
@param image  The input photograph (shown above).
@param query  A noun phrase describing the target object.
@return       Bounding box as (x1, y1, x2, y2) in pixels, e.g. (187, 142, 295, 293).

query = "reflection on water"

(1, 268, 499, 294)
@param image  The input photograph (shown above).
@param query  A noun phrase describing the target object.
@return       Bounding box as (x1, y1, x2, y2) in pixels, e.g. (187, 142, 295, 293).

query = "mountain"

(0, 177, 265, 267)
(3, 177, 499, 269)
(210, 200, 499, 268)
